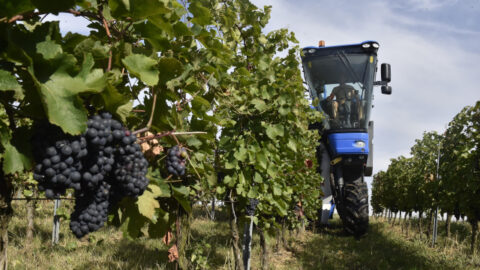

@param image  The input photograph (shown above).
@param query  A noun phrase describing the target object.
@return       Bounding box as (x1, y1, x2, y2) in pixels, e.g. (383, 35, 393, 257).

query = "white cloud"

(392, 0, 459, 11)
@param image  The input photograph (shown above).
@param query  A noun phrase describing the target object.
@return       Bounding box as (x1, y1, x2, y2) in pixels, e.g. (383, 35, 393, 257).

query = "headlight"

(372, 43, 379, 48)
(308, 48, 316, 53)
(362, 43, 371, 48)
(354, 141, 366, 148)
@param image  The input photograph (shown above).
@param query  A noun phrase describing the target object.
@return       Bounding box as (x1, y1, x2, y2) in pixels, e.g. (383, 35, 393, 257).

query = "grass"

(6, 200, 480, 269)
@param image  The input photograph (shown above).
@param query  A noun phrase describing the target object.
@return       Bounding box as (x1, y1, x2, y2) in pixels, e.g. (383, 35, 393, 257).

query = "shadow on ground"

(294, 219, 456, 270)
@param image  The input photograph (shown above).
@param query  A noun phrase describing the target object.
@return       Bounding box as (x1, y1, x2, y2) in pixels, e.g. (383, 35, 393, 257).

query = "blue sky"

(48, 0, 480, 191)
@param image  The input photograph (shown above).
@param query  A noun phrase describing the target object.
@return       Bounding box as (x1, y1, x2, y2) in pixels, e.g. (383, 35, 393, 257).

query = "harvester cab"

(302, 40, 391, 236)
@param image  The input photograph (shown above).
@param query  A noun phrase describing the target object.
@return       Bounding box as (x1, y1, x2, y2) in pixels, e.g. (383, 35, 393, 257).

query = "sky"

(47, 0, 480, 193)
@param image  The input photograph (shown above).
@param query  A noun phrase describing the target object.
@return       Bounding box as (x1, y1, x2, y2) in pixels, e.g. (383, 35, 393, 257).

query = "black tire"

(338, 171, 369, 237)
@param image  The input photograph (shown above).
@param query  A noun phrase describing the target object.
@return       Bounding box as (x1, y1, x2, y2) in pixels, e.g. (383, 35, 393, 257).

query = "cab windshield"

(303, 52, 376, 130)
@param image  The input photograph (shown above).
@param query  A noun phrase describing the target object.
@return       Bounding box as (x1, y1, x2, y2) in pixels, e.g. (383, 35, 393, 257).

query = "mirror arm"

(373, 81, 388, 86)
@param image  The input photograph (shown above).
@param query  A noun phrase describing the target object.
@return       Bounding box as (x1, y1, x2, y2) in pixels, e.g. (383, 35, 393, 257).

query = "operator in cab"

(327, 75, 355, 127)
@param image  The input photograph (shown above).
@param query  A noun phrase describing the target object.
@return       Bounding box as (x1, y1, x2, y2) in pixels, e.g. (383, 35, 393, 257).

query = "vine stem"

(132, 91, 157, 135)
(102, 17, 112, 37)
(138, 131, 207, 142)
(165, 180, 183, 183)
(185, 151, 202, 180)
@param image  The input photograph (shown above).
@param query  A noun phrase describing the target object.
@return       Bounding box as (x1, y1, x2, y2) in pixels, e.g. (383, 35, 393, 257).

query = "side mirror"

(381, 85, 392, 95)
(381, 63, 391, 82)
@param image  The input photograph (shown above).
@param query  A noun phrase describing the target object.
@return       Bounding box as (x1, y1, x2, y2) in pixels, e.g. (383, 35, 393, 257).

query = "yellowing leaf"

(137, 190, 160, 222)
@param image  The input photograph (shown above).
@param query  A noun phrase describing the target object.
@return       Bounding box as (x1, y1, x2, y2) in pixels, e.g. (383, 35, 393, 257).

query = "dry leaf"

(141, 142, 151, 152)
(168, 244, 179, 262)
(152, 145, 163, 155)
(163, 230, 173, 245)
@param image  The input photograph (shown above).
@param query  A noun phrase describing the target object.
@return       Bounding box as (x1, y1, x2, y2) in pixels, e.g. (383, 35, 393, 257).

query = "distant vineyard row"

(372, 101, 480, 252)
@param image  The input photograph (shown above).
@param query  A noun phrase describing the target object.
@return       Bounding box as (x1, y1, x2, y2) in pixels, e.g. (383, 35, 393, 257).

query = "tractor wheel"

(339, 173, 369, 237)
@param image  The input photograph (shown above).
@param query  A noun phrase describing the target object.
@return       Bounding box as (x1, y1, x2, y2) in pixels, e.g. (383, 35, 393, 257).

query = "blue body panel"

(327, 133, 369, 156)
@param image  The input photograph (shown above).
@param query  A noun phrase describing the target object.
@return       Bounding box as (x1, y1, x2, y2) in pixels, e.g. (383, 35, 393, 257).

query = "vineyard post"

(243, 198, 257, 270)
(52, 199, 60, 245)
(432, 139, 441, 247)
(242, 217, 254, 270)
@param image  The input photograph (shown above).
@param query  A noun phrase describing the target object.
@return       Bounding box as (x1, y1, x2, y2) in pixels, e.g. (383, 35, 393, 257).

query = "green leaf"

(0, 70, 24, 99)
(172, 22, 192, 36)
(189, 1, 212, 26)
(157, 57, 183, 85)
(74, 38, 109, 59)
(23, 189, 33, 197)
(36, 40, 63, 60)
(1, 126, 33, 174)
(122, 54, 159, 86)
(265, 124, 284, 140)
(192, 96, 211, 117)
(186, 136, 202, 148)
(251, 99, 267, 111)
(148, 183, 171, 198)
(136, 190, 160, 222)
(101, 84, 132, 123)
(254, 172, 263, 183)
(233, 146, 247, 162)
(287, 139, 297, 152)
(172, 185, 192, 213)
(247, 188, 258, 198)
(256, 152, 268, 170)
(130, 0, 170, 19)
(216, 186, 226, 194)
(110, 0, 169, 19)
(30, 54, 106, 134)
(147, 209, 170, 238)
(109, 0, 130, 17)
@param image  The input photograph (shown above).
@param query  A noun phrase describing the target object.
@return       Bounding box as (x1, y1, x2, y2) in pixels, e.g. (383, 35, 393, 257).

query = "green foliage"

(211, 0, 323, 229)
(0, 2, 324, 266)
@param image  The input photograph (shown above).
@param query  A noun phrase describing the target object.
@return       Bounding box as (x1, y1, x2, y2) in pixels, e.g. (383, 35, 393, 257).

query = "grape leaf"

(189, 1, 212, 26)
(36, 40, 63, 60)
(122, 54, 159, 86)
(30, 53, 106, 134)
(0, 126, 33, 174)
(172, 186, 191, 213)
(137, 190, 160, 222)
(0, 70, 24, 99)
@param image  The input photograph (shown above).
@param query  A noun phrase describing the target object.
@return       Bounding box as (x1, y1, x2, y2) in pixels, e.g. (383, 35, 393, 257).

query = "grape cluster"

(81, 113, 118, 191)
(112, 142, 149, 198)
(32, 112, 149, 238)
(166, 146, 187, 177)
(70, 182, 110, 238)
(32, 123, 87, 198)
(245, 198, 259, 216)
